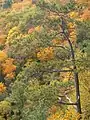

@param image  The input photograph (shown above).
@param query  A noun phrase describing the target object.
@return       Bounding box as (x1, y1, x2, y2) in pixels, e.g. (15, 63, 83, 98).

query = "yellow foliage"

(67, 22, 76, 29)
(60, 67, 73, 82)
(35, 26, 41, 32)
(0, 51, 7, 62)
(0, 83, 6, 93)
(47, 109, 81, 120)
(37, 47, 54, 61)
(68, 2, 90, 21)
(68, 10, 84, 22)
(75, 17, 83, 22)
(24, 58, 33, 67)
(6, 26, 20, 43)
(68, 11, 78, 19)
(68, 22, 77, 44)
(8, 26, 19, 36)
(69, 30, 76, 37)
(0, 101, 11, 117)
(62, 72, 73, 82)
(69, 29, 77, 44)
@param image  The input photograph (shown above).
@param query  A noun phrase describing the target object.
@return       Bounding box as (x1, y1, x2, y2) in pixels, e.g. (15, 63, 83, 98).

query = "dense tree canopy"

(0, 0, 90, 120)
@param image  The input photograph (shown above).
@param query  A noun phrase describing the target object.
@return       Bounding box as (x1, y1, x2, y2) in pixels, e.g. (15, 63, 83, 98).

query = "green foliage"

(77, 21, 90, 43)
(22, 101, 47, 120)
(8, 79, 59, 120)
(0, 0, 90, 119)
(0, 100, 11, 120)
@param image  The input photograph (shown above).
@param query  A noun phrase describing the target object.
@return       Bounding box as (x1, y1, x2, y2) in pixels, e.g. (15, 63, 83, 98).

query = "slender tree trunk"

(74, 70, 81, 113)
(61, 18, 82, 114)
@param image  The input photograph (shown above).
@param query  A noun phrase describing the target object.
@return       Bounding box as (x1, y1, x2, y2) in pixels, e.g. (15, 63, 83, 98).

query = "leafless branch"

(59, 101, 77, 105)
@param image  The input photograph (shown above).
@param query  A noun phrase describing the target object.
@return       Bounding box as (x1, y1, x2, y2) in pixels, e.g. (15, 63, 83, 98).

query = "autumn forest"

(0, 0, 90, 120)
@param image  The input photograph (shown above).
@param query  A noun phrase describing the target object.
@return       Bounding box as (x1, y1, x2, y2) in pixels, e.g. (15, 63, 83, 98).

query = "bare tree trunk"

(61, 17, 82, 114)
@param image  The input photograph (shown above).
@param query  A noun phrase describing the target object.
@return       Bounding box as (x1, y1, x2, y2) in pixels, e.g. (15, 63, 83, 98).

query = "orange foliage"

(68, 1, 90, 21)
(52, 39, 63, 45)
(81, 8, 90, 20)
(2, 58, 16, 79)
(28, 26, 41, 34)
(0, 35, 6, 45)
(75, 0, 90, 5)
(69, 30, 77, 43)
(52, 39, 68, 46)
(12, 1, 32, 11)
(48, 105, 57, 114)
(0, 83, 6, 93)
(28, 27, 35, 34)
(0, 51, 7, 62)
(47, 113, 60, 120)
(6, 73, 15, 79)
